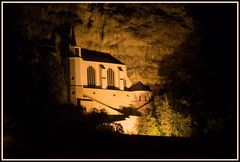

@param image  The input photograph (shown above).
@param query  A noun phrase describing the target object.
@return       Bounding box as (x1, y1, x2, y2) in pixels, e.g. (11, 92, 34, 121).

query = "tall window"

(87, 66, 96, 88)
(107, 68, 115, 89)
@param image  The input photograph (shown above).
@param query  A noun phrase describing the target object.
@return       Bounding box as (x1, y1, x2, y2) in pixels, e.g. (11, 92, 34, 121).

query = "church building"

(63, 28, 152, 134)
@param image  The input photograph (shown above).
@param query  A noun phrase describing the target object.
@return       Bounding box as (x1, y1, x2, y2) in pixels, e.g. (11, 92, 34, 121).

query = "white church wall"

(65, 57, 152, 109)
(65, 57, 83, 103)
(133, 91, 152, 102)
(80, 61, 101, 86)
(82, 88, 152, 109)
(65, 57, 83, 86)
(83, 88, 135, 108)
(81, 60, 130, 89)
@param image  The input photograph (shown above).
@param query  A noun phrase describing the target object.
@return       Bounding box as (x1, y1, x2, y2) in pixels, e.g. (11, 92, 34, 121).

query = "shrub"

(138, 94, 192, 137)
(138, 112, 160, 136)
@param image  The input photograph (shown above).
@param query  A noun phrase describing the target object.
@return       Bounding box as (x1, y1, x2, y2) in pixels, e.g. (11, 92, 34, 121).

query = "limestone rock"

(16, 3, 199, 90)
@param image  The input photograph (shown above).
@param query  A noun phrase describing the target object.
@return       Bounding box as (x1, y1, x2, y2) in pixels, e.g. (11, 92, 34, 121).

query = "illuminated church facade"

(63, 29, 152, 134)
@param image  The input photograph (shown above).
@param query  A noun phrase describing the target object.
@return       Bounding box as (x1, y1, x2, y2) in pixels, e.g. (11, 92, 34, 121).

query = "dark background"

(3, 3, 238, 159)
(188, 3, 236, 111)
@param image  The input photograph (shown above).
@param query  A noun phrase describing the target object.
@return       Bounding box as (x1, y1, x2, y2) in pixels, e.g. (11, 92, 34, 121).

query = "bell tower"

(65, 26, 83, 105)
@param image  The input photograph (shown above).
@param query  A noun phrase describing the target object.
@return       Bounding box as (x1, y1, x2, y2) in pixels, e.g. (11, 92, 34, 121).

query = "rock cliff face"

(13, 3, 200, 90)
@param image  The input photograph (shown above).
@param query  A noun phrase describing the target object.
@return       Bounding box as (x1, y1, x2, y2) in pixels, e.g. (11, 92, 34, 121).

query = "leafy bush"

(120, 106, 142, 117)
(138, 111, 160, 136)
(86, 108, 124, 134)
(96, 123, 124, 134)
(138, 94, 192, 137)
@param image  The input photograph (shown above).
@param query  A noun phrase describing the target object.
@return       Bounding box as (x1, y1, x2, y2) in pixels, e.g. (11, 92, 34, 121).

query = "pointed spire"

(71, 26, 77, 46)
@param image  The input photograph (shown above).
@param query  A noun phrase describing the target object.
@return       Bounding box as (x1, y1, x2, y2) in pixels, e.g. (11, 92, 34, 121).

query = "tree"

(138, 109, 160, 136)
(138, 94, 192, 137)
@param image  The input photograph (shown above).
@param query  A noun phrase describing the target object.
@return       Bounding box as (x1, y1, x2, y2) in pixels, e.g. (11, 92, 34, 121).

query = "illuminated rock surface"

(17, 3, 199, 90)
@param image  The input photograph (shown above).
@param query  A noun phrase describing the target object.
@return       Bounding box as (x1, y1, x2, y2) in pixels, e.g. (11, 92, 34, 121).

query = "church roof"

(80, 48, 124, 65)
(129, 81, 151, 91)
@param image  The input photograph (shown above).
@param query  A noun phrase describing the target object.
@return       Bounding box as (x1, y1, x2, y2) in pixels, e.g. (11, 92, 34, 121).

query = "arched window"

(107, 68, 115, 89)
(87, 66, 96, 88)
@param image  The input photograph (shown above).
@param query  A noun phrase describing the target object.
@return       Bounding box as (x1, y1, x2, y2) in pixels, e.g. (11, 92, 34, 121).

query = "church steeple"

(68, 26, 81, 57)
(71, 26, 77, 47)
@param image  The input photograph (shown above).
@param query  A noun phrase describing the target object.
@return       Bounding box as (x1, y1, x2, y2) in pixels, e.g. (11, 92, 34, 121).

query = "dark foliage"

(156, 4, 237, 141)
(119, 107, 142, 117)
